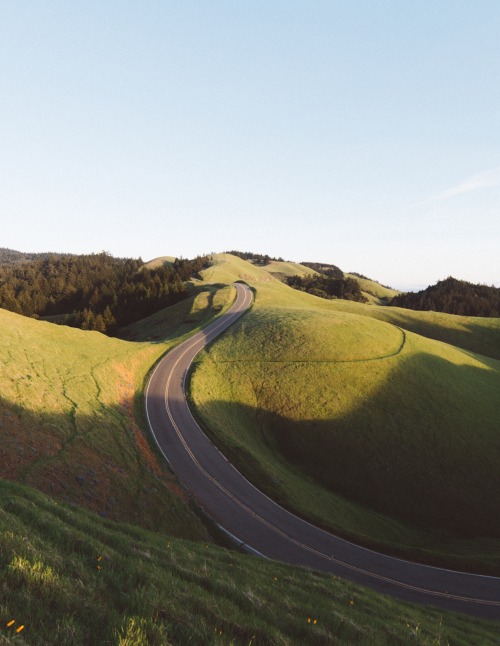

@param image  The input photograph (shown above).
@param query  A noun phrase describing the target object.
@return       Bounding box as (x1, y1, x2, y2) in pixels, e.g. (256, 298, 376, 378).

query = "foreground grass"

(190, 255, 500, 573)
(0, 479, 498, 646)
(0, 284, 234, 540)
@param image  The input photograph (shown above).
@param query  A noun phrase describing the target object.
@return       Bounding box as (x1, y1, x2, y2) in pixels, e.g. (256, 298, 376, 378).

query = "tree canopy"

(391, 277, 500, 317)
(286, 273, 367, 303)
(0, 252, 209, 334)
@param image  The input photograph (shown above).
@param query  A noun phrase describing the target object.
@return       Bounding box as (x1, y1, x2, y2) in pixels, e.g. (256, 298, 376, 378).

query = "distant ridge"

(0, 247, 70, 263)
(392, 276, 500, 317)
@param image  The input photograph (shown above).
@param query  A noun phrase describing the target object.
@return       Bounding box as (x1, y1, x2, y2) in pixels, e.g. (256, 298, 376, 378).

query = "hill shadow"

(195, 351, 500, 542)
(0, 392, 209, 541)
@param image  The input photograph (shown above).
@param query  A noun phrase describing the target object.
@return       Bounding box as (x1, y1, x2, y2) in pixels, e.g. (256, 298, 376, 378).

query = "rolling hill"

(345, 272, 401, 304)
(189, 254, 500, 573)
(143, 255, 177, 269)
(264, 259, 319, 280)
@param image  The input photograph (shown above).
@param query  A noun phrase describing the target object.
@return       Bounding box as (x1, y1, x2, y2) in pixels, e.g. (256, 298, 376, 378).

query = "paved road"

(145, 283, 500, 620)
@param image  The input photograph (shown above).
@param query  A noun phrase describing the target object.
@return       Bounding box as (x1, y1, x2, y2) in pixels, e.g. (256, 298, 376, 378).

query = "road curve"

(145, 283, 500, 620)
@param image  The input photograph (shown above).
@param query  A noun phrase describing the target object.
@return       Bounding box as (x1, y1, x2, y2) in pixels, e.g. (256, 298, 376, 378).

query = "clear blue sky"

(1, 1, 499, 289)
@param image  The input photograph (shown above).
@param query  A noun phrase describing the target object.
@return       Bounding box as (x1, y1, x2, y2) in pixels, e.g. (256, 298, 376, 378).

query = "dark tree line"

(286, 273, 368, 303)
(225, 251, 284, 265)
(391, 277, 500, 317)
(0, 252, 210, 333)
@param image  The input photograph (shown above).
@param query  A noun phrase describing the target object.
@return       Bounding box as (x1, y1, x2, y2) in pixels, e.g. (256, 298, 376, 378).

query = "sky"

(1, 1, 499, 290)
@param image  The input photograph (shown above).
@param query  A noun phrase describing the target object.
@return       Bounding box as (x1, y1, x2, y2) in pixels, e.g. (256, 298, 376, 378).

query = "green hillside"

(143, 255, 177, 269)
(345, 273, 400, 304)
(264, 260, 318, 280)
(1, 478, 499, 645)
(331, 301, 500, 361)
(190, 254, 500, 573)
(0, 284, 234, 540)
(262, 261, 394, 305)
(198, 254, 500, 360)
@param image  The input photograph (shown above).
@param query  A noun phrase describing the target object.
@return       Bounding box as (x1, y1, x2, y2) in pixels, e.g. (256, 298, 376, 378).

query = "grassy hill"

(0, 284, 234, 540)
(328, 300, 500, 361)
(143, 255, 177, 269)
(345, 273, 400, 304)
(1, 478, 499, 645)
(262, 261, 397, 305)
(199, 254, 500, 360)
(190, 254, 500, 573)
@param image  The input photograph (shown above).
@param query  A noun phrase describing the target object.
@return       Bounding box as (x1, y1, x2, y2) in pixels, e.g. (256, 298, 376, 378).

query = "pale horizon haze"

(1, 1, 499, 291)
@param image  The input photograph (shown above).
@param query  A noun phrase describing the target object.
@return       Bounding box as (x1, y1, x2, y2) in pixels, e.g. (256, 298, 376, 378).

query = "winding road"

(145, 283, 500, 620)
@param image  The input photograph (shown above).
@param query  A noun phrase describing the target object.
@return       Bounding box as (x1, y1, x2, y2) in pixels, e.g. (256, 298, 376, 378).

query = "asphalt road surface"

(145, 283, 500, 619)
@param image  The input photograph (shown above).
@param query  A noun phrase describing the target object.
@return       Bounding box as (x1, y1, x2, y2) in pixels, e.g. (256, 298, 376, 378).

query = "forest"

(391, 277, 500, 317)
(286, 273, 367, 303)
(0, 251, 209, 333)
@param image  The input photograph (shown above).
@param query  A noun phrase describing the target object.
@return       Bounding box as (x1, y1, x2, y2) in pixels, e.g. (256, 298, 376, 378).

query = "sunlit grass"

(344, 272, 400, 302)
(142, 255, 177, 269)
(200, 254, 500, 360)
(9, 556, 59, 588)
(264, 259, 318, 279)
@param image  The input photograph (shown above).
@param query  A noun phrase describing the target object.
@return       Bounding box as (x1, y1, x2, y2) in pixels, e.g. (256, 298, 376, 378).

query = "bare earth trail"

(145, 283, 500, 620)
